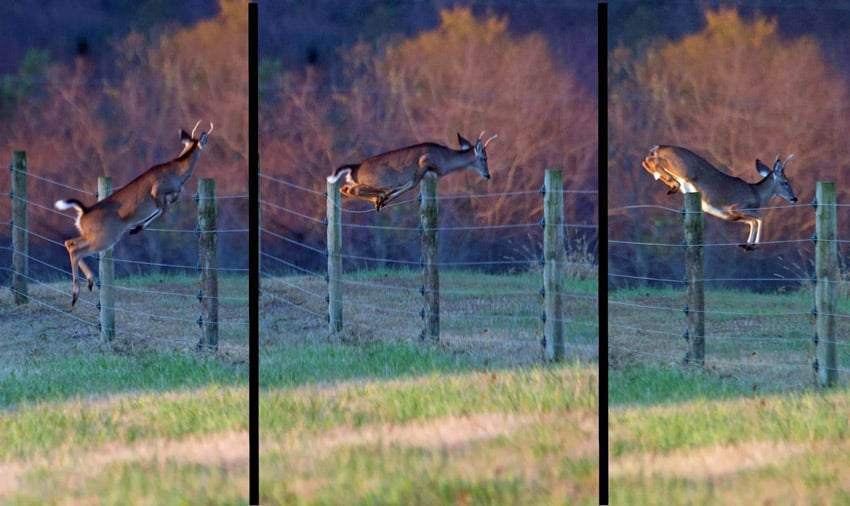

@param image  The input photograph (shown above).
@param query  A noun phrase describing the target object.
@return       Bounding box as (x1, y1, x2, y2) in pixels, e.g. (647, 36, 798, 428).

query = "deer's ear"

(180, 129, 192, 143)
(755, 159, 771, 177)
(457, 133, 472, 150)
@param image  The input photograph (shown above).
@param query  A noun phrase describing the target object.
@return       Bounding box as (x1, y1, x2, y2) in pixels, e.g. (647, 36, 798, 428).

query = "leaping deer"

(327, 131, 498, 211)
(642, 145, 798, 250)
(54, 120, 213, 306)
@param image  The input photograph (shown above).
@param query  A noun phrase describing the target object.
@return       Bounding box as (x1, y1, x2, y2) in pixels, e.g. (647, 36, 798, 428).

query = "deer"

(642, 145, 798, 250)
(54, 120, 213, 307)
(327, 131, 498, 211)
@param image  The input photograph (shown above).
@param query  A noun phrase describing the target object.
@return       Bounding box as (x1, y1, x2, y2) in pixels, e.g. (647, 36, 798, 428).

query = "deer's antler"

(191, 120, 202, 139)
(483, 134, 498, 148)
(207, 122, 214, 136)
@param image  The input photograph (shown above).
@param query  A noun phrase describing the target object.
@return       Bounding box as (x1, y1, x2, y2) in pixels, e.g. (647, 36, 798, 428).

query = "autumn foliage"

(0, 0, 247, 271)
(0, 3, 594, 274)
(261, 7, 596, 268)
(609, 9, 850, 284)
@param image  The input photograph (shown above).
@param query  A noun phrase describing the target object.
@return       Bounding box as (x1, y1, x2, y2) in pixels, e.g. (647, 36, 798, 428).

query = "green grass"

(610, 284, 850, 504)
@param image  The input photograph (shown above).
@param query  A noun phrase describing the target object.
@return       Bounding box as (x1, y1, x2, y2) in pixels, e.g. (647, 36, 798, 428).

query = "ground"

(1, 268, 598, 505)
(609, 284, 850, 504)
(0, 274, 248, 504)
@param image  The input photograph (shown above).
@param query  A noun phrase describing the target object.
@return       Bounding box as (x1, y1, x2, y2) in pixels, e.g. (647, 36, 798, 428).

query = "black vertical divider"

(248, 2, 259, 505)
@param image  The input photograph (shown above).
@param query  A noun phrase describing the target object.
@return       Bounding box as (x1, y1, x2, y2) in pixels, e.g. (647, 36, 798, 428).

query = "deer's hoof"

(739, 243, 756, 251)
(88, 279, 94, 291)
(71, 294, 78, 308)
(666, 187, 678, 195)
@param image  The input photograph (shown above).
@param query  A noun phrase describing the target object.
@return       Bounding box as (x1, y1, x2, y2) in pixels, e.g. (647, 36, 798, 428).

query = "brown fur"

(58, 127, 210, 306)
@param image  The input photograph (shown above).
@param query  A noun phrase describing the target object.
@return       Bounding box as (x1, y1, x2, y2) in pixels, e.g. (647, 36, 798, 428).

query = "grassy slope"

(0, 275, 249, 505)
(610, 285, 850, 504)
(261, 348, 598, 506)
(259, 269, 599, 505)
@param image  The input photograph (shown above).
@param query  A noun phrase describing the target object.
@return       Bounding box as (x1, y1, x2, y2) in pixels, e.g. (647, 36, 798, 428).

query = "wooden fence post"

(10, 150, 27, 305)
(326, 177, 342, 333)
(420, 172, 439, 342)
(97, 176, 115, 341)
(198, 178, 219, 351)
(815, 181, 837, 387)
(543, 169, 565, 361)
(684, 192, 705, 366)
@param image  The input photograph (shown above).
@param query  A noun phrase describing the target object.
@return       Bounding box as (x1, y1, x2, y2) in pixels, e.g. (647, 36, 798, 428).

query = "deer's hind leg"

(64, 237, 92, 307)
(379, 181, 416, 210)
(78, 258, 95, 291)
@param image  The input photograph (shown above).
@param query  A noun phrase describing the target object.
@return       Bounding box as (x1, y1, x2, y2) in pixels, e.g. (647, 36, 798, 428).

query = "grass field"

(609, 285, 850, 504)
(260, 268, 599, 505)
(0, 274, 248, 504)
(1, 267, 598, 504)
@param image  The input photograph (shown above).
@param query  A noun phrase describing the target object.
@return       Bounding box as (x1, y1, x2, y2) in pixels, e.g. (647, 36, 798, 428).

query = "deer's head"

(756, 155, 798, 203)
(457, 131, 497, 180)
(179, 120, 214, 156)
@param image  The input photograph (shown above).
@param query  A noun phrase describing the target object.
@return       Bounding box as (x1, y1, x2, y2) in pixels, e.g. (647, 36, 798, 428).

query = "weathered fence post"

(198, 178, 219, 351)
(543, 169, 565, 361)
(97, 176, 115, 341)
(326, 176, 342, 333)
(815, 181, 837, 387)
(684, 192, 705, 366)
(420, 172, 439, 342)
(10, 151, 27, 305)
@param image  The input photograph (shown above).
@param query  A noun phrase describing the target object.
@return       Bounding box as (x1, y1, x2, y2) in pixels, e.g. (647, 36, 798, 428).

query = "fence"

(3, 150, 248, 356)
(608, 181, 848, 388)
(259, 167, 599, 364)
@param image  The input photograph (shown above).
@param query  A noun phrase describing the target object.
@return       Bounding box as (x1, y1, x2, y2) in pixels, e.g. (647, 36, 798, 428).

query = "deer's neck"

(436, 147, 476, 175)
(752, 174, 777, 206)
(174, 146, 201, 183)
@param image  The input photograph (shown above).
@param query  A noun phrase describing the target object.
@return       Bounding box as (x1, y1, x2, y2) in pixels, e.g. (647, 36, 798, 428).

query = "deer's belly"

(356, 166, 416, 189)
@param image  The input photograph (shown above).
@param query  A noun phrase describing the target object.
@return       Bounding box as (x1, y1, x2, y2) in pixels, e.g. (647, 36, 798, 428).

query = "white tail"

(54, 121, 213, 307)
(643, 145, 798, 250)
(330, 131, 497, 211)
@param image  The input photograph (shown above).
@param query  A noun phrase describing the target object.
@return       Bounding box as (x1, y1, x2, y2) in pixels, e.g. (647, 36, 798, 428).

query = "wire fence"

(259, 169, 599, 364)
(608, 189, 849, 388)
(1, 160, 248, 360)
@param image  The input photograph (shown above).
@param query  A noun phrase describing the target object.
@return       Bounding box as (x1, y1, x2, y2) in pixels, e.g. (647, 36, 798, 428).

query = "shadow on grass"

(609, 364, 775, 406)
(260, 340, 576, 390)
(0, 352, 246, 409)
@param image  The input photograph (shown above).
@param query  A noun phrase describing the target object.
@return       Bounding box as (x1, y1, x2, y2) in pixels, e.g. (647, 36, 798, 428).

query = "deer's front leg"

(739, 218, 757, 251)
(129, 208, 163, 235)
(642, 159, 679, 193)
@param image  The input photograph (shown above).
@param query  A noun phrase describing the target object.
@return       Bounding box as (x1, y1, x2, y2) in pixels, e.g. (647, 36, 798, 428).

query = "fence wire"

(260, 171, 598, 362)
(609, 196, 849, 386)
(0, 167, 249, 357)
